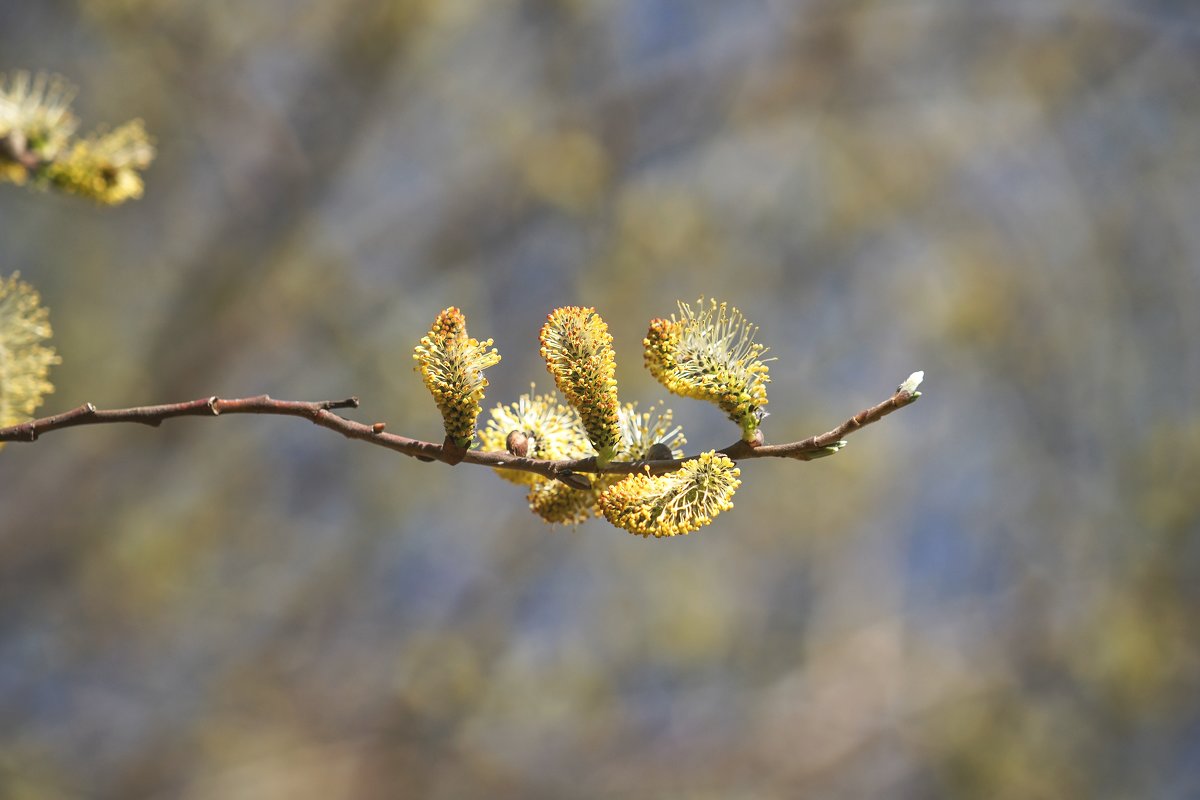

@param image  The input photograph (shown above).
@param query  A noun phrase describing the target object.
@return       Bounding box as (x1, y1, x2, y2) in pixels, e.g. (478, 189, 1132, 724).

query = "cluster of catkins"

(413, 300, 773, 538)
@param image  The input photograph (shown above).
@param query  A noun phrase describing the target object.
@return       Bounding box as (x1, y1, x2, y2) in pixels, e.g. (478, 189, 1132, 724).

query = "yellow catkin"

(412, 307, 501, 447)
(527, 478, 598, 526)
(615, 401, 685, 462)
(539, 306, 622, 464)
(643, 298, 771, 441)
(42, 120, 155, 205)
(0, 273, 61, 448)
(1, 73, 154, 204)
(479, 385, 592, 486)
(597, 451, 741, 538)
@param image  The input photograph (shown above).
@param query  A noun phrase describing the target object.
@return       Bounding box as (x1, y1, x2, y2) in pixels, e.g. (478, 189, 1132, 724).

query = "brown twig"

(0, 374, 923, 484)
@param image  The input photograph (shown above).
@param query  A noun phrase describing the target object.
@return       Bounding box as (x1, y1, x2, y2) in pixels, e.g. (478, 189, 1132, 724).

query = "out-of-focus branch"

(0, 373, 922, 486)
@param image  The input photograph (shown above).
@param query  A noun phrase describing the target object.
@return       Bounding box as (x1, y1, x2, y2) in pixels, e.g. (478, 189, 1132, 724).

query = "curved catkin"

(643, 299, 772, 441)
(597, 451, 741, 538)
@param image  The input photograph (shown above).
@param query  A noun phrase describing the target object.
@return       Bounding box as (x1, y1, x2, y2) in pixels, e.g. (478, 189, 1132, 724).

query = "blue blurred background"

(2, 1, 1200, 797)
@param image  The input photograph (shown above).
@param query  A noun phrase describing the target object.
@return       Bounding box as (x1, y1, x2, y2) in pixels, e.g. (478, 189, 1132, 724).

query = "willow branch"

(0, 373, 922, 485)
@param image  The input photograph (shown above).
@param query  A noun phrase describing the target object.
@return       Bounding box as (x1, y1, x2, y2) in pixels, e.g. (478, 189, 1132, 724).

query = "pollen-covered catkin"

(413, 307, 501, 448)
(478, 385, 592, 486)
(644, 298, 771, 441)
(539, 306, 622, 465)
(597, 451, 741, 537)
(0, 273, 61, 449)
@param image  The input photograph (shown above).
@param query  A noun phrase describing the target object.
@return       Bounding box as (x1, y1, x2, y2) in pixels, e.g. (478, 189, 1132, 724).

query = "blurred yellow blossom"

(0, 273, 61, 448)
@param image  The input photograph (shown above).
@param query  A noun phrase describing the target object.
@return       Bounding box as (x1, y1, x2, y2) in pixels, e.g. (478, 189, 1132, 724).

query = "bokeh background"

(3, 1, 1200, 797)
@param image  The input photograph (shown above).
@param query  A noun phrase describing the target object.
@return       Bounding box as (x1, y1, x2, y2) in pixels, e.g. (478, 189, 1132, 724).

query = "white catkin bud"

(898, 371, 924, 395)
